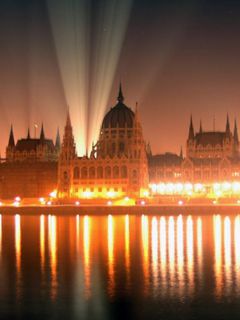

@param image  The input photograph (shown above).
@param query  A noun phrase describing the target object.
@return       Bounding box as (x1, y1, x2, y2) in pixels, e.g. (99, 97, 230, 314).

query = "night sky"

(0, 0, 240, 156)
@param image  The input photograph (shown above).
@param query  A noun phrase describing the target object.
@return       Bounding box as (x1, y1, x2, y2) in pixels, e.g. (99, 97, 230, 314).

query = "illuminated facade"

(0, 125, 60, 199)
(6, 124, 60, 162)
(58, 86, 149, 199)
(149, 115, 240, 184)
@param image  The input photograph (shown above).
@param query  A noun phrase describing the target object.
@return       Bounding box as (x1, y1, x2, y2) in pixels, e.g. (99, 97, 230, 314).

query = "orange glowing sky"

(0, 0, 240, 156)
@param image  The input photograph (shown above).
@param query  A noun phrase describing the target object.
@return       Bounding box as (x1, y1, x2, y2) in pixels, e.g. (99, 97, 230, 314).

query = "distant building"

(6, 124, 60, 162)
(0, 124, 60, 199)
(58, 85, 149, 199)
(148, 115, 240, 184)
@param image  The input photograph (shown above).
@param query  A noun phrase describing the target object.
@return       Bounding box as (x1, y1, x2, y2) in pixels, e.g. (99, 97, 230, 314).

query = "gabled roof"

(15, 138, 55, 152)
(195, 131, 226, 147)
(149, 153, 183, 166)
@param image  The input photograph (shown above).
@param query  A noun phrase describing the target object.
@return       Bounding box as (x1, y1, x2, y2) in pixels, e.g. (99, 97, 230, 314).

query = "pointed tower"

(233, 118, 239, 157)
(58, 109, 77, 198)
(27, 128, 30, 139)
(117, 83, 124, 103)
(60, 109, 76, 161)
(226, 114, 230, 136)
(199, 120, 203, 134)
(234, 118, 239, 143)
(186, 115, 195, 158)
(8, 125, 15, 147)
(188, 115, 194, 140)
(6, 125, 15, 161)
(55, 127, 61, 151)
(40, 123, 45, 141)
(180, 146, 183, 159)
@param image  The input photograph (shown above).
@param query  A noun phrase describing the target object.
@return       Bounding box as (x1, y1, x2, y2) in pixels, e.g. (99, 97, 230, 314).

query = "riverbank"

(0, 204, 240, 215)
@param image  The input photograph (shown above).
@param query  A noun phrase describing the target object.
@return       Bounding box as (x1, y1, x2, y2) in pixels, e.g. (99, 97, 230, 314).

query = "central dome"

(102, 85, 135, 129)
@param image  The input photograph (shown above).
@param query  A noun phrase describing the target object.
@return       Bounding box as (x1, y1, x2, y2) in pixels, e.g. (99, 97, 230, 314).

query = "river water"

(0, 213, 240, 319)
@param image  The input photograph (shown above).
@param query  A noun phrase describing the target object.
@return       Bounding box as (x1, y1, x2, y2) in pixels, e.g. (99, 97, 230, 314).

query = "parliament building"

(57, 86, 149, 200)
(0, 84, 240, 200)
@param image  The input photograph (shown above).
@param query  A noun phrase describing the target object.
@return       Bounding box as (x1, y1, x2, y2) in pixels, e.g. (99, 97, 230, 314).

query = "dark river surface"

(0, 212, 240, 319)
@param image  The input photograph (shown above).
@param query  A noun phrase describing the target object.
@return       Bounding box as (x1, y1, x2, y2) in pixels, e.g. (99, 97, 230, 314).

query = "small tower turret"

(188, 115, 194, 140)
(40, 123, 45, 141)
(8, 125, 15, 147)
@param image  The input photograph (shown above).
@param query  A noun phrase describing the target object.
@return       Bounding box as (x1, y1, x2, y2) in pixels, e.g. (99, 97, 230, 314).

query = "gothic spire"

(226, 113, 230, 135)
(27, 128, 30, 139)
(8, 125, 15, 147)
(40, 123, 45, 140)
(188, 115, 194, 140)
(55, 127, 61, 149)
(61, 108, 76, 160)
(234, 118, 239, 143)
(180, 146, 183, 159)
(66, 107, 72, 127)
(117, 83, 124, 103)
(199, 120, 203, 134)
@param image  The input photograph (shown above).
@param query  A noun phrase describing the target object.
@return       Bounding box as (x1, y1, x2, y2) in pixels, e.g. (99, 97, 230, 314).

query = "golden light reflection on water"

(151, 217, 158, 294)
(76, 215, 80, 253)
(214, 215, 222, 298)
(48, 215, 57, 300)
(235, 215, 240, 293)
(186, 216, 194, 294)
(177, 215, 184, 294)
(141, 215, 149, 295)
(159, 216, 167, 295)
(125, 215, 130, 286)
(168, 216, 175, 291)
(15, 214, 21, 274)
(197, 217, 203, 279)
(224, 216, 231, 295)
(83, 215, 91, 298)
(0, 215, 2, 257)
(4, 213, 240, 305)
(108, 215, 114, 297)
(40, 215, 45, 271)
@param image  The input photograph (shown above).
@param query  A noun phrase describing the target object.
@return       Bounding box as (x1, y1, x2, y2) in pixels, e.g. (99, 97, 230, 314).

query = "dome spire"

(117, 83, 124, 103)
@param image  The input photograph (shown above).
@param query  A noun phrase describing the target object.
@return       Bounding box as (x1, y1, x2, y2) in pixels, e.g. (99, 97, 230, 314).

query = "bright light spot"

(83, 191, 92, 199)
(15, 196, 21, 202)
(141, 200, 146, 206)
(178, 200, 184, 206)
(39, 197, 46, 205)
(13, 201, 20, 207)
(49, 190, 57, 198)
(47, 201, 52, 206)
(75, 201, 80, 206)
(124, 197, 129, 202)
(107, 191, 116, 198)
(213, 200, 217, 205)
(107, 200, 112, 206)
(0, 202, 2, 207)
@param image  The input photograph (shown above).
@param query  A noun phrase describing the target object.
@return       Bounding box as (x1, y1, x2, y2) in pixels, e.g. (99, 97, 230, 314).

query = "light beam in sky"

(47, 0, 90, 155)
(47, 0, 132, 155)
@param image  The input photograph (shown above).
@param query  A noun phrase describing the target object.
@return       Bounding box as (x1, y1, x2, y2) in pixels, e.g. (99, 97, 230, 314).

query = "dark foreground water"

(0, 213, 240, 319)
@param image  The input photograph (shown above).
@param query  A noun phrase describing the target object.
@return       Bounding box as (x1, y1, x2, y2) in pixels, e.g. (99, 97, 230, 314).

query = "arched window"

(81, 167, 88, 179)
(132, 169, 137, 179)
(113, 166, 119, 178)
(105, 166, 111, 178)
(89, 167, 95, 178)
(119, 142, 125, 153)
(73, 167, 79, 179)
(97, 167, 103, 179)
(63, 171, 68, 181)
(121, 166, 127, 178)
(112, 143, 116, 154)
